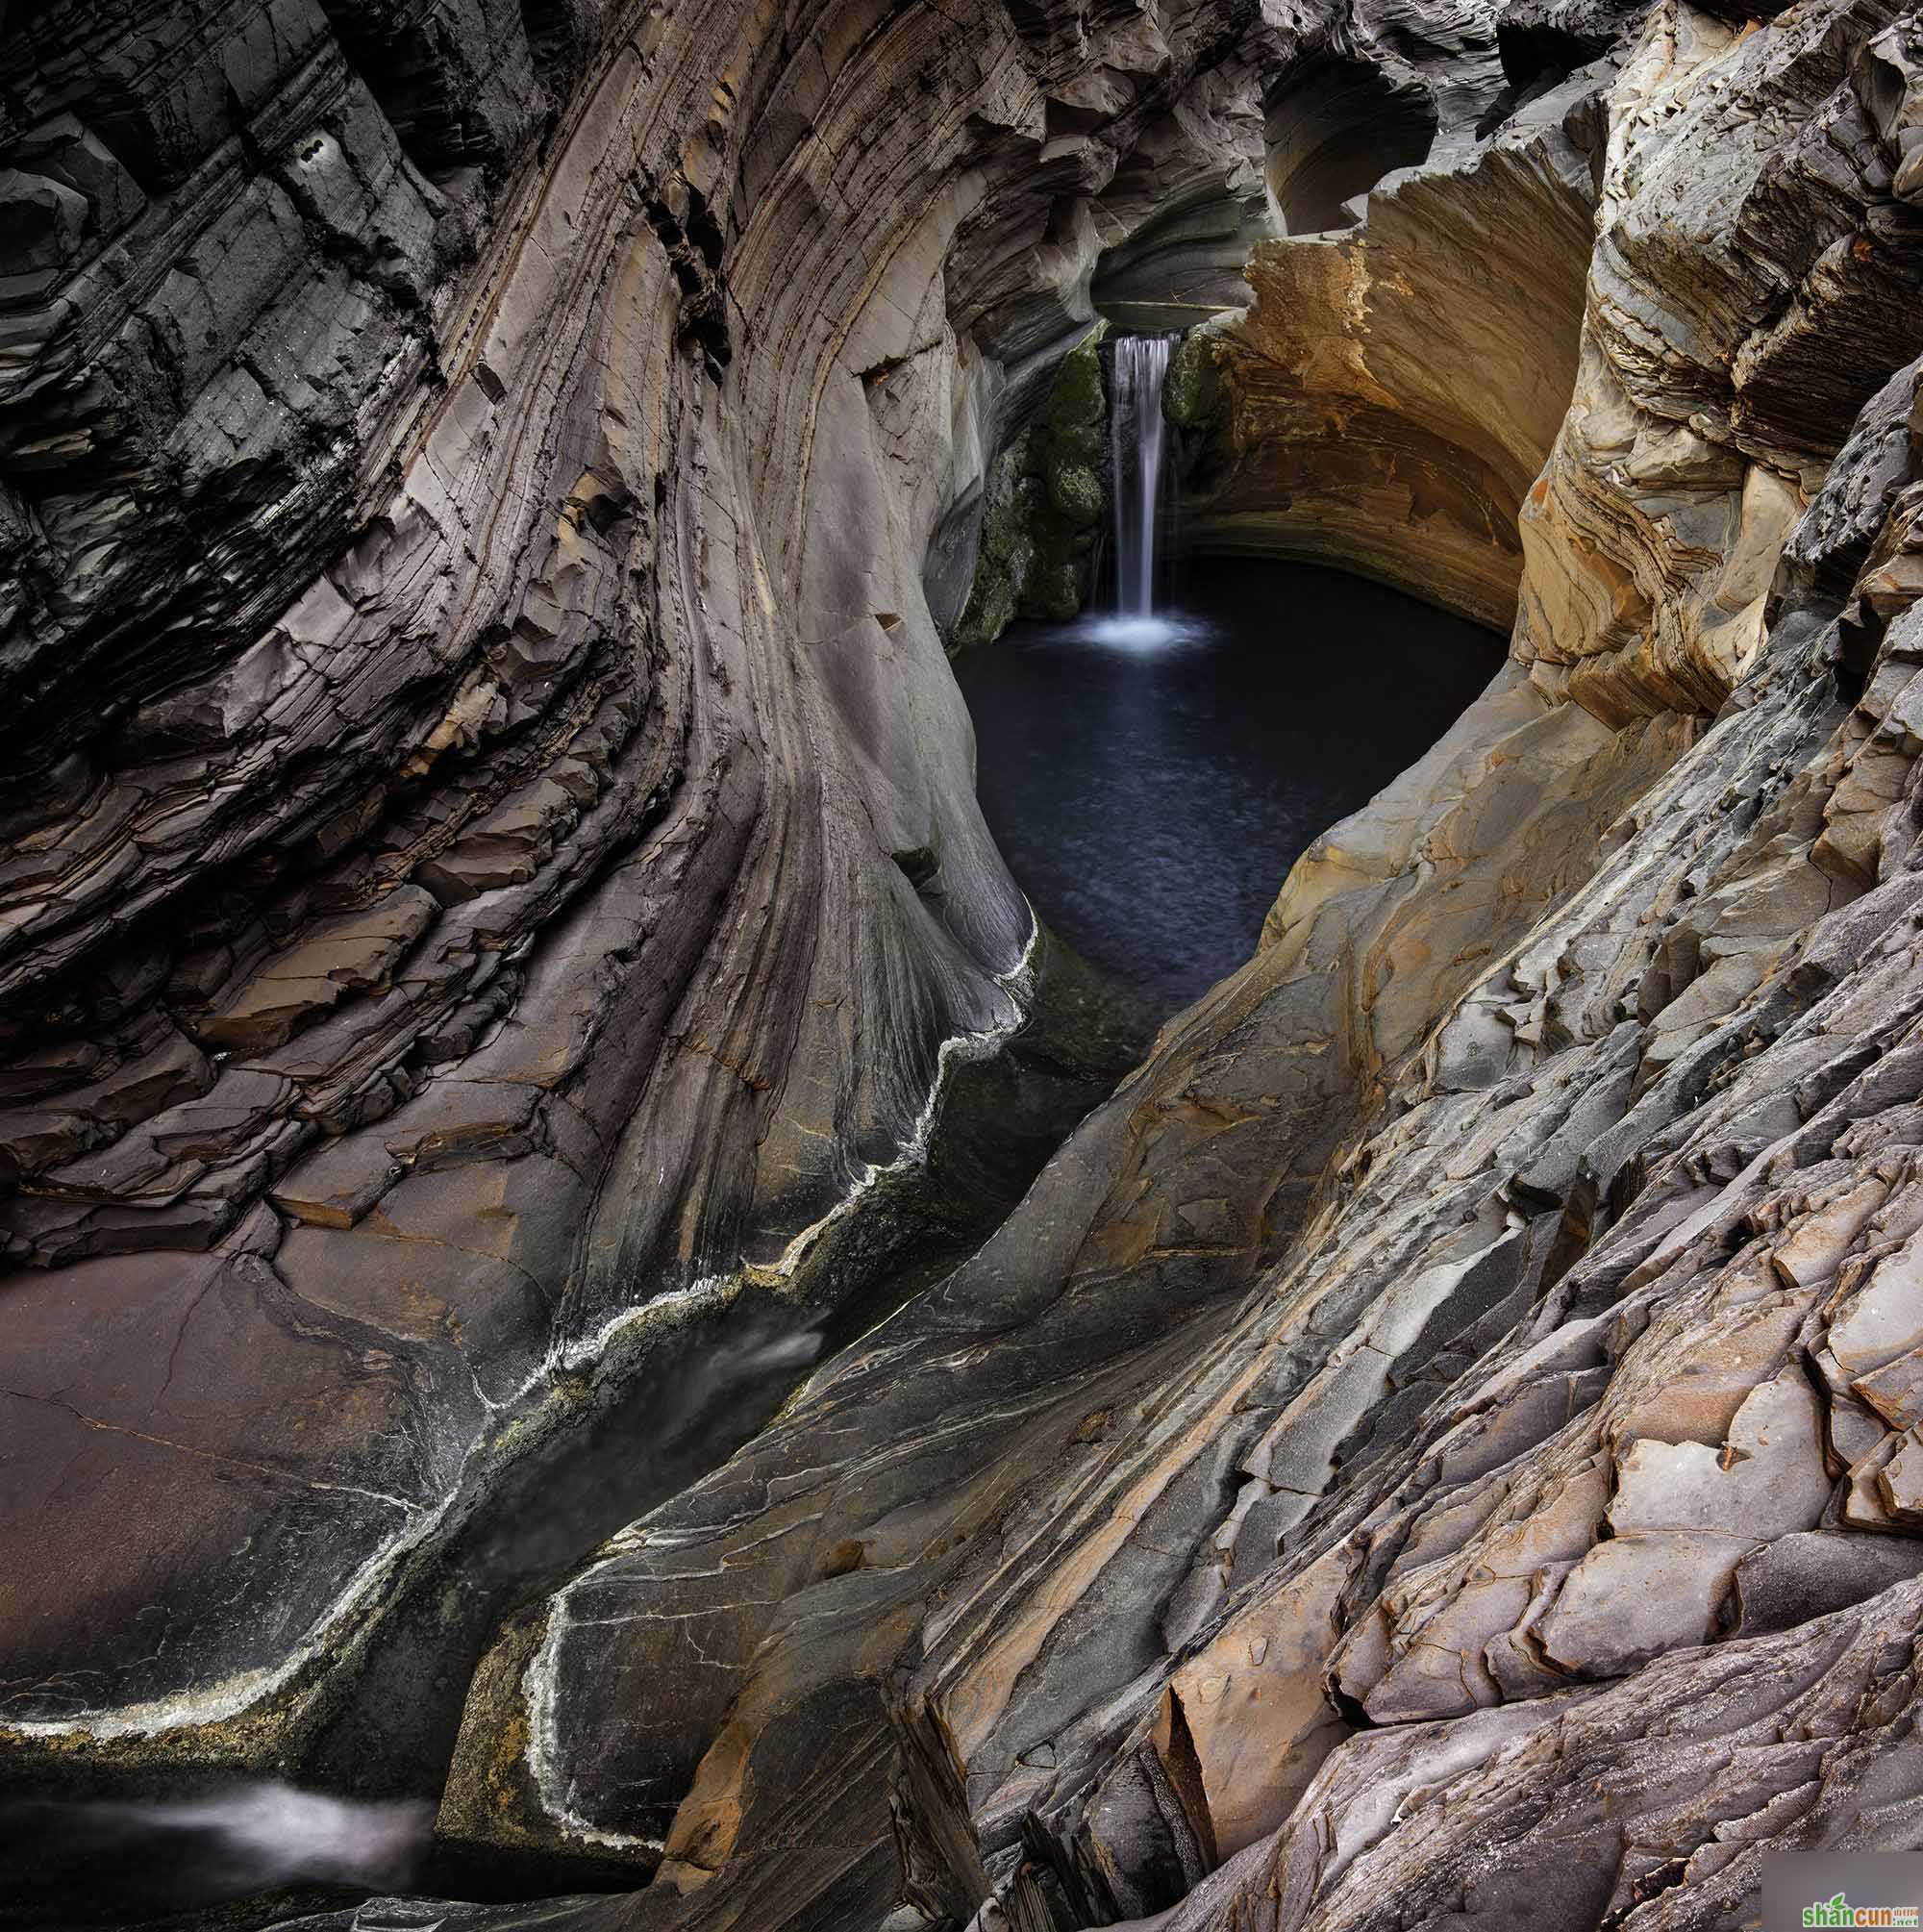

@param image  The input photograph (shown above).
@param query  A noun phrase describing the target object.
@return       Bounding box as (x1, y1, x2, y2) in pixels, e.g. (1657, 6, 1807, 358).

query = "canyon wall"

(1173, 57, 1603, 628)
(354, 3, 1923, 1929)
(0, 0, 1267, 1780)
(5, 0, 1923, 1930)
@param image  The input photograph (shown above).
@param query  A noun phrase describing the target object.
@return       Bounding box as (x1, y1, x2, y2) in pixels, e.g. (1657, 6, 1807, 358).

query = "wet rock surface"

(950, 331, 1111, 648)
(7, 0, 1923, 1929)
(0, 0, 1251, 1781)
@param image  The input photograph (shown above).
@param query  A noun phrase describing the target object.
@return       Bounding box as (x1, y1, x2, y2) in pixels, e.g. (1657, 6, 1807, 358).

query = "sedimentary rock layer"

(9, 1, 1923, 1931)
(1174, 60, 1605, 629)
(0, 0, 1269, 1769)
(346, 4, 1923, 1930)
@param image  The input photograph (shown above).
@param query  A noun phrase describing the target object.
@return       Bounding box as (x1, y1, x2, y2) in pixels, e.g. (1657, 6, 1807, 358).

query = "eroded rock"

(10, 2, 1923, 1931)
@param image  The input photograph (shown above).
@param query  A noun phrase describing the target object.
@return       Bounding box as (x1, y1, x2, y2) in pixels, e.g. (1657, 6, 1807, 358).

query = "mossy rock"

(1021, 552, 1085, 621)
(1163, 329, 1224, 429)
(1039, 331, 1108, 470)
(949, 439, 1038, 650)
(947, 327, 1110, 646)
(1046, 460, 1103, 529)
(952, 523, 1034, 651)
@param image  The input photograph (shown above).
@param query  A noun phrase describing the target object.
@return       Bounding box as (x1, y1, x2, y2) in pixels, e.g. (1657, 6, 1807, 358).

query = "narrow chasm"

(6, 2, 1923, 1932)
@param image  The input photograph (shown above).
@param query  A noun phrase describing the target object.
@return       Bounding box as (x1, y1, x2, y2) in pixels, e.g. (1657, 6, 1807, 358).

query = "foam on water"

(1079, 612, 1206, 652)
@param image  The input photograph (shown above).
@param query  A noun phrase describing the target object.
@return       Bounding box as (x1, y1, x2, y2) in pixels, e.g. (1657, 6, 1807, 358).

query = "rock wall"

(1174, 53, 1605, 629)
(0, 0, 1274, 1778)
(294, 3, 1923, 1930)
(8, 2, 1923, 1932)
(948, 329, 1110, 649)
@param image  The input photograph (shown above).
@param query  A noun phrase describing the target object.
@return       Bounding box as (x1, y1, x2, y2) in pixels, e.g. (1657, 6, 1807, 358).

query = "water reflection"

(959, 558, 1503, 1014)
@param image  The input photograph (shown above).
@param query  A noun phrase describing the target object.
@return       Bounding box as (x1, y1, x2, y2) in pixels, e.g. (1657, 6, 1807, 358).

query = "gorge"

(3, 0, 1923, 1928)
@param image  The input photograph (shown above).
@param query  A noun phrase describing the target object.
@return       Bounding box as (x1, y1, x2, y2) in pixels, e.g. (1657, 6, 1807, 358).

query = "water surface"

(959, 558, 1503, 1014)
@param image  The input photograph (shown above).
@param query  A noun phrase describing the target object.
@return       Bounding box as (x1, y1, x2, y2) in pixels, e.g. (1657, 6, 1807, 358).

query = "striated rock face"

(948, 329, 1110, 647)
(0, 0, 1263, 1780)
(1173, 58, 1606, 629)
(281, 2, 1923, 1929)
(10, 2, 1923, 1932)
(1515, 0, 1923, 722)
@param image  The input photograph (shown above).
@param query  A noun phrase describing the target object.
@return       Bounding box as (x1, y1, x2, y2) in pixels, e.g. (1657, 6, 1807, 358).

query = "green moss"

(1024, 554, 1085, 620)
(1046, 460, 1103, 529)
(1163, 328, 1224, 429)
(951, 439, 1037, 651)
(948, 326, 1113, 647)
(952, 543, 1024, 650)
(1039, 331, 1108, 467)
(1164, 318, 1236, 496)
(1011, 328, 1110, 620)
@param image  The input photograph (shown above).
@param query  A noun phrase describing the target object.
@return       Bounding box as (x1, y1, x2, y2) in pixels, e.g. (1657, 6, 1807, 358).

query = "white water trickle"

(1093, 334, 1187, 651)
(5, 1781, 437, 1916)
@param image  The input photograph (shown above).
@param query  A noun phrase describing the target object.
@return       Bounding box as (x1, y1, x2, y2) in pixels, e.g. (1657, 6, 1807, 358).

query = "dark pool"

(958, 557, 1504, 1015)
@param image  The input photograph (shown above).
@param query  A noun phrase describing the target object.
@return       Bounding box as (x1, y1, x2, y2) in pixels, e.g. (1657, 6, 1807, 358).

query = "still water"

(959, 557, 1504, 1014)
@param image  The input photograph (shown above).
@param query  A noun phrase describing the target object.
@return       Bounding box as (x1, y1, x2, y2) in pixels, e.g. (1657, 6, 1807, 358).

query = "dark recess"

(1474, 25, 1594, 137)
(1263, 52, 1438, 234)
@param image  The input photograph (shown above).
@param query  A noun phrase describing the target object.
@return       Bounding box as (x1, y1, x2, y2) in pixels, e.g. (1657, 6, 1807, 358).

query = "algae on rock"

(1163, 321, 1226, 429)
(1164, 317, 1235, 497)
(952, 327, 1110, 647)
(950, 432, 1040, 651)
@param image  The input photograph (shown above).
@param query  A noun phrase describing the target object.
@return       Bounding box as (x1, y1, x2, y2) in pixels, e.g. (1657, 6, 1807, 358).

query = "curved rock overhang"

(0, 0, 1289, 1770)
(1168, 43, 1606, 634)
(1086, 59, 1270, 332)
(1263, 49, 1440, 236)
(5, 6, 1923, 1932)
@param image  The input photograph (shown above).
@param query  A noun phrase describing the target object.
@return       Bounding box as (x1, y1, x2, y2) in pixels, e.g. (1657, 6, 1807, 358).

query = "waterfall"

(1109, 335, 1174, 620)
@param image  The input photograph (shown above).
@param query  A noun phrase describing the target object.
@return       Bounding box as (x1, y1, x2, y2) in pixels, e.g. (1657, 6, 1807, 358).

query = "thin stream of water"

(1108, 334, 1174, 627)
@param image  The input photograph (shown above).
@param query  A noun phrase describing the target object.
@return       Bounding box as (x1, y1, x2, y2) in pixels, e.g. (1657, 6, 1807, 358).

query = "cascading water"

(967, 325, 1504, 1009)
(1098, 335, 1183, 647)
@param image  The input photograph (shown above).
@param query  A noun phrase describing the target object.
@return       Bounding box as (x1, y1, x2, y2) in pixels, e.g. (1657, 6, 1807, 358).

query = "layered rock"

(0, 0, 1270, 1780)
(1517, 0, 1923, 721)
(312, 3, 1923, 1929)
(1174, 56, 1605, 628)
(11, 1, 1923, 1931)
